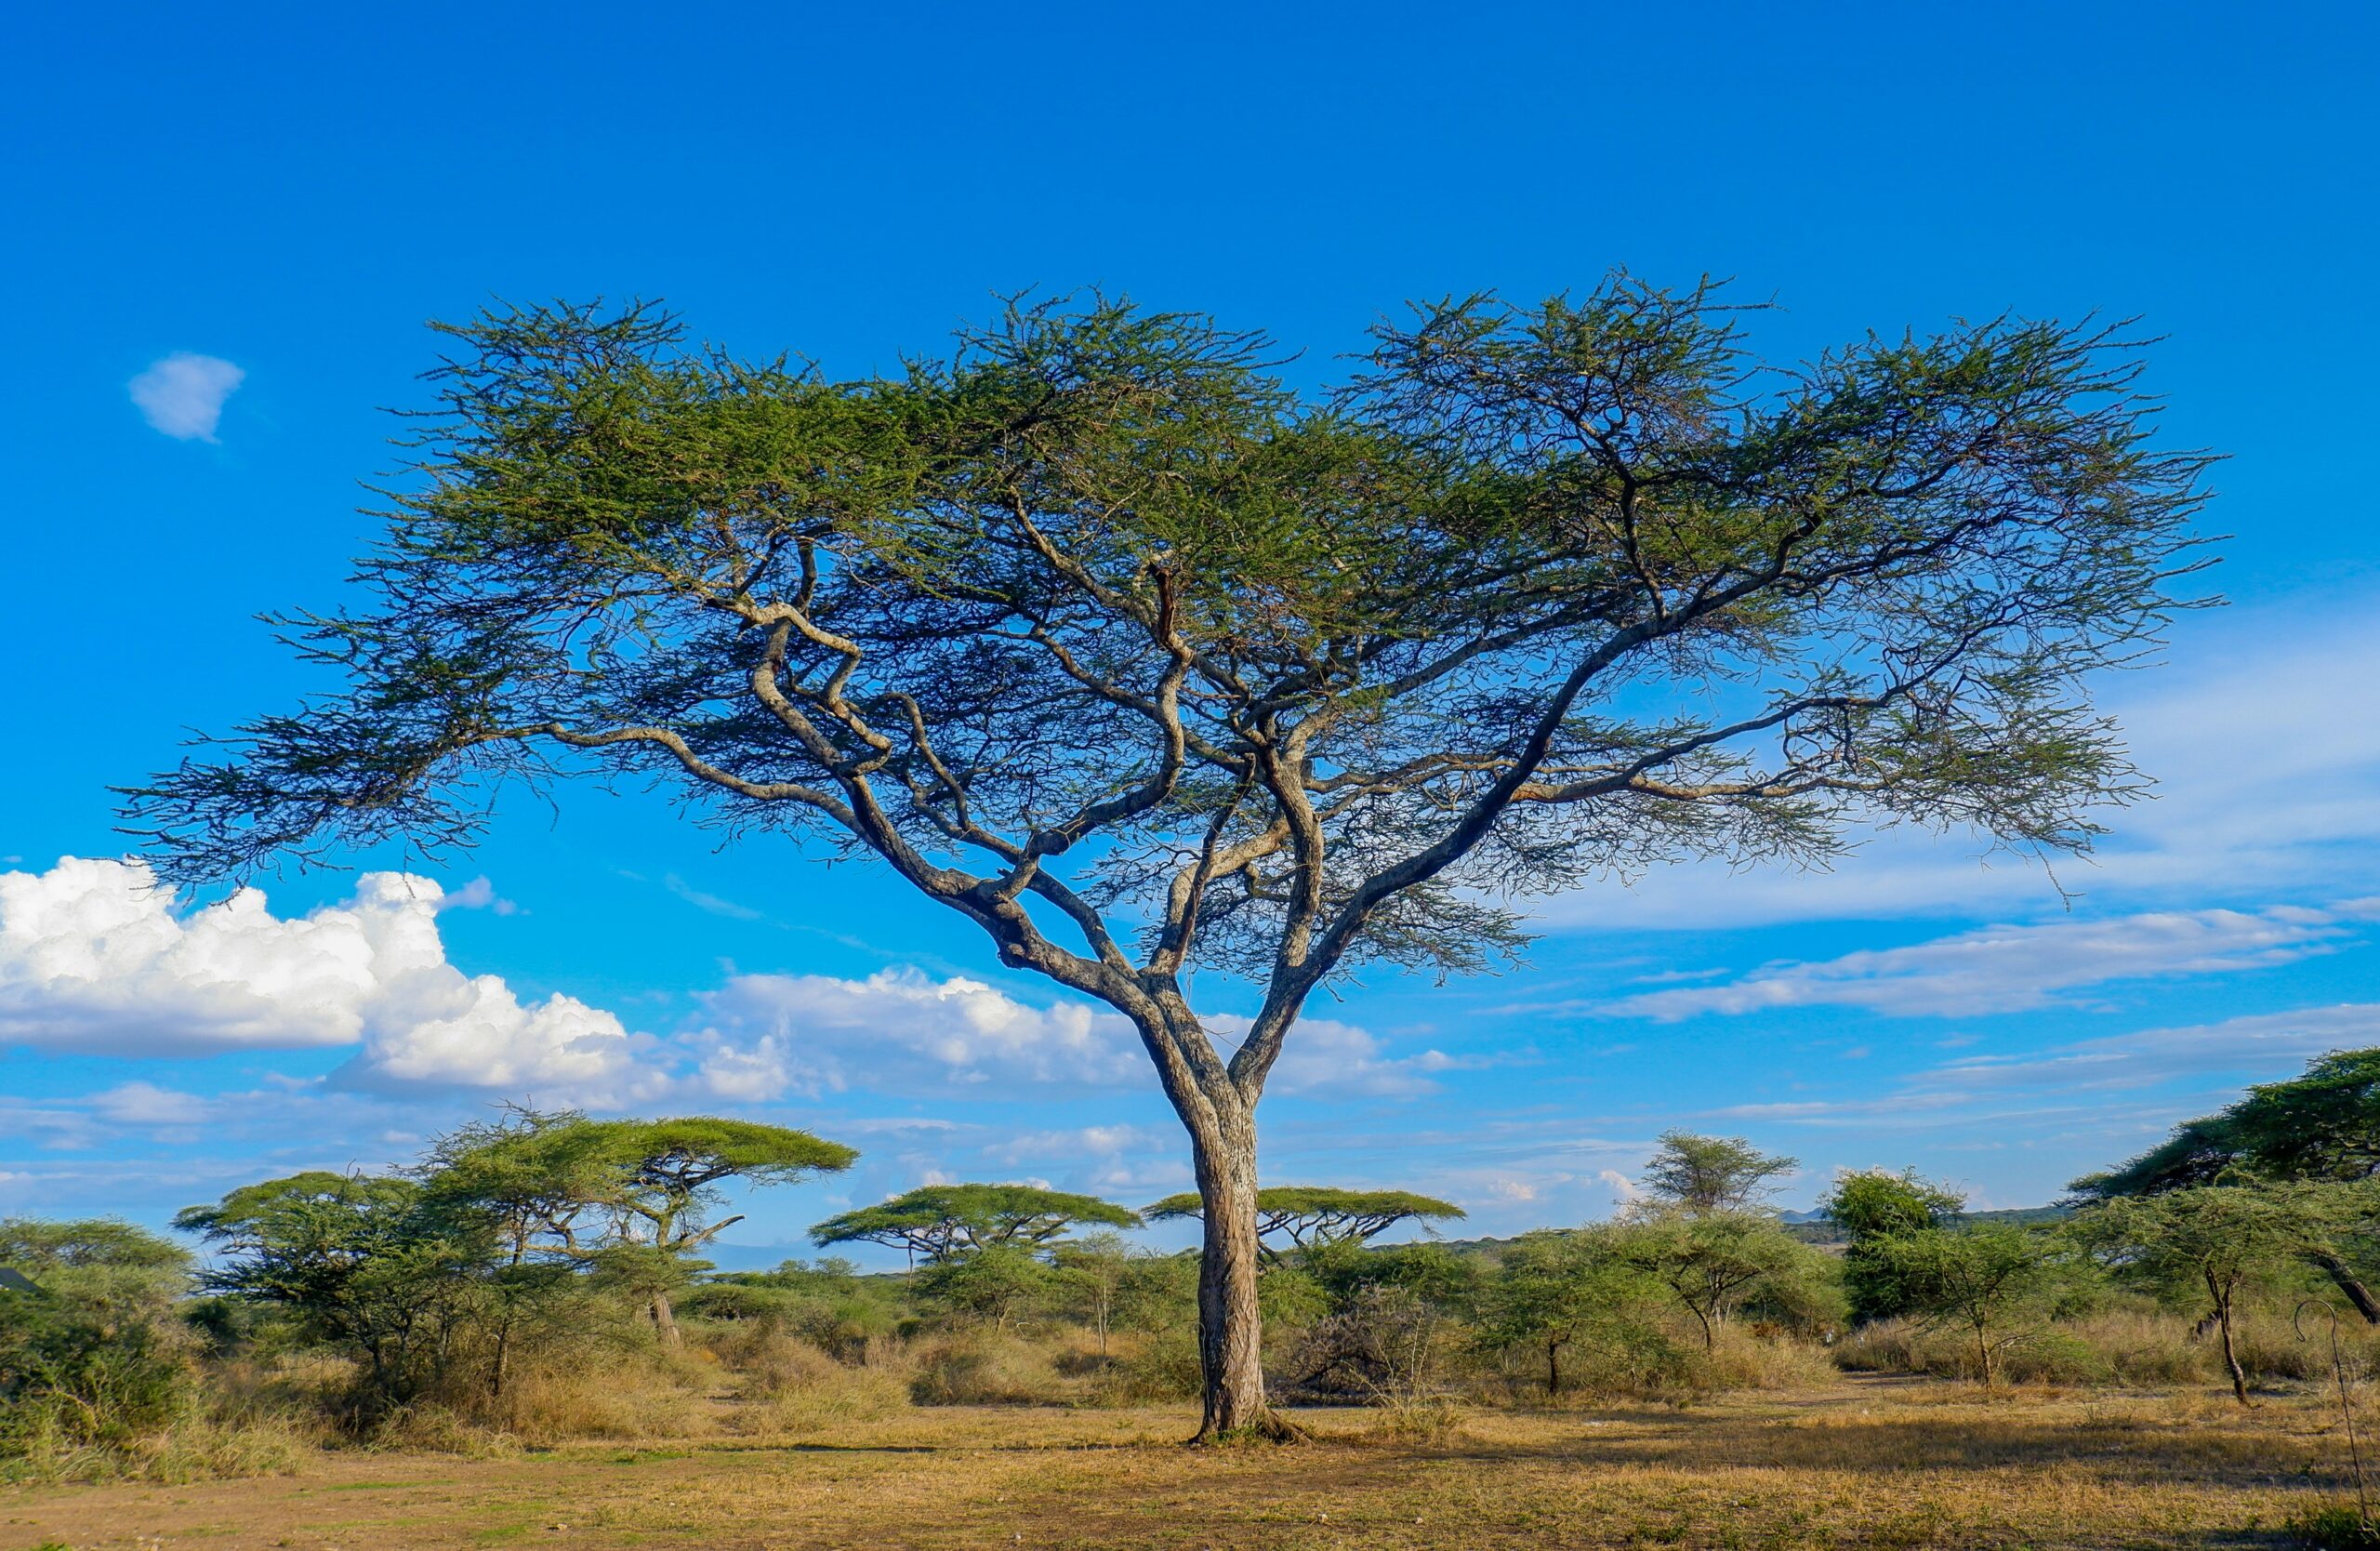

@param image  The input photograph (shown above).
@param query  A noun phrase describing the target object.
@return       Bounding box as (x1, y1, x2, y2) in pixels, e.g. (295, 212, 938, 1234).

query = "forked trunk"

(1189, 1108, 1278, 1440)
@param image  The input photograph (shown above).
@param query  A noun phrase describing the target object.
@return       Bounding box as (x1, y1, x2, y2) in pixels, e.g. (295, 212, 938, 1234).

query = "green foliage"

(1877, 1223, 2062, 1386)
(1640, 1133, 1798, 1214)
(2074, 1049, 2380, 1199)
(912, 1246, 1053, 1330)
(0, 1220, 197, 1460)
(2075, 1180, 2350, 1403)
(1822, 1169, 1968, 1323)
(812, 1184, 1139, 1265)
(1474, 1231, 1662, 1397)
(1606, 1211, 1831, 1350)
(174, 1171, 490, 1413)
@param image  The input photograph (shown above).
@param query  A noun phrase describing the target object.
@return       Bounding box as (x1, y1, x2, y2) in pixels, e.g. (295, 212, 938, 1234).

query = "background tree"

(1880, 1222, 2061, 1389)
(1052, 1231, 1135, 1357)
(2075, 1181, 2344, 1405)
(174, 1172, 489, 1415)
(126, 279, 2211, 1437)
(0, 1219, 194, 1457)
(1475, 1230, 1643, 1398)
(1823, 1169, 1968, 1325)
(2070, 1048, 2380, 1321)
(1607, 1212, 1823, 1351)
(430, 1115, 855, 1345)
(913, 1246, 1052, 1332)
(1639, 1132, 1797, 1215)
(811, 1184, 1141, 1267)
(1144, 1187, 1465, 1266)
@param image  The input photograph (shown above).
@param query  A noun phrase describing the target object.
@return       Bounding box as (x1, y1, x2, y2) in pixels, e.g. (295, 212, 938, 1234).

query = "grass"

(7, 1374, 2375, 1548)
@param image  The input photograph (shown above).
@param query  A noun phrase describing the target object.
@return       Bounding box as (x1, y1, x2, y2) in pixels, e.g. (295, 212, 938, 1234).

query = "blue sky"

(4, 3, 2377, 1266)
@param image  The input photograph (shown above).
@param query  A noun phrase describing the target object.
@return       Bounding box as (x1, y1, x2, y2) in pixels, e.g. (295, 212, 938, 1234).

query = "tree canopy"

(2071, 1050, 2380, 1199)
(1144, 1186, 1465, 1261)
(810, 1184, 1142, 1265)
(1638, 1132, 1798, 1215)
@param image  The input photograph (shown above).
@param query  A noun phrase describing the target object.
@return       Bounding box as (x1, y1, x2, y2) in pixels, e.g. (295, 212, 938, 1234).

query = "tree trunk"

(2211, 1275, 2250, 1408)
(650, 1290, 682, 1347)
(1547, 1341, 1563, 1399)
(1187, 1105, 1286, 1441)
(2312, 1252, 2380, 1325)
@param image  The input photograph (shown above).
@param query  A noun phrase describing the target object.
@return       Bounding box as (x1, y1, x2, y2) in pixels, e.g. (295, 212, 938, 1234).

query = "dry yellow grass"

(5, 1375, 2370, 1548)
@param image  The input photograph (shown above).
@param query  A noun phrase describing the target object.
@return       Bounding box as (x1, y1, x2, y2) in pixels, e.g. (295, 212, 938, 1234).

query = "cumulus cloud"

(686, 968, 1150, 1099)
(3, 860, 1467, 1112)
(128, 352, 245, 441)
(0, 858, 654, 1104)
(1608, 904, 2358, 1021)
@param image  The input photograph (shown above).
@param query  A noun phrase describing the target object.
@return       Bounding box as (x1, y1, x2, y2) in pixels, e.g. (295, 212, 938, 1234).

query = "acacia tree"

(126, 277, 2209, 1437)
(423, 1113, 855, 1345)
(1881, 1222, 2060, 1389)
(811, 1184, 1142, 1266)
(1639, 1132, 1798, 1214)
(1144, 1186, 1466, 1265)
(2078, 1181, 2343, 1406)
(2070, 1048, 2380, 1321)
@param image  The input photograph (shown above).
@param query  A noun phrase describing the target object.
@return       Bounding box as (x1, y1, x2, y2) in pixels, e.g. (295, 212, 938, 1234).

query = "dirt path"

(3, 1385, 2352, 1549)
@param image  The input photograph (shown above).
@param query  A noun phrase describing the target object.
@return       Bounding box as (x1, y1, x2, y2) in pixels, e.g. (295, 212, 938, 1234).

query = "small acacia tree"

(2078, 1181, 2343, 1406)
(1881, 1222, 2060, 1389)
(1144, 1186, 1465, 1266)
(811, 1184, 1141, 1266)
(126, 277, 2209, 1436)
(423, 1113, 855, 1345)
(1640, 1132, 1798, 1214)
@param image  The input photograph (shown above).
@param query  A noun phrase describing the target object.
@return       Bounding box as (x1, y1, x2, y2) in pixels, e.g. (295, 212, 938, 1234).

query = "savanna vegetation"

(13, 1052, 2380, 1547)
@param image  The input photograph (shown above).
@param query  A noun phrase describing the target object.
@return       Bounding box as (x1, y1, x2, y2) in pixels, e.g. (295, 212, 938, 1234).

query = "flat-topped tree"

(810, 1184, 1142, 1266)
(126, 278, 2211, 1438)
(1145, 1186, 1465, 1264)
(421, 1113, 856, 1344)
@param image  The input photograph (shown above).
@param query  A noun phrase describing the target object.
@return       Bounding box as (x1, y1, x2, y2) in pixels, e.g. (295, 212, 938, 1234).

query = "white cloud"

(0, 858, 654, 1105)
(1, 859, 1473, 1112)
(1609, 904, 2357, 1021)
(128, 352, 245, 442)
(87, 1081, 215, 1127)
(686, 968, 1149, 1099)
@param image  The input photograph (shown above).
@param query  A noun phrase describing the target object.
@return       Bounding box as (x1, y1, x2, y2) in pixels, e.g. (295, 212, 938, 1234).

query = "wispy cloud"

(1608, 904, 2359, 1021)
(128, 352, 245, 441)
(1538, 593, 2380, 930)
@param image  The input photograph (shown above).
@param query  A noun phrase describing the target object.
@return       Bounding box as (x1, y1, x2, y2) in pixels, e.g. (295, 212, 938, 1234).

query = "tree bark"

(651, 1290, 682, 1347)
(2312, 1252, 2380, 1325)
(1188, 1106, 1282, 1440)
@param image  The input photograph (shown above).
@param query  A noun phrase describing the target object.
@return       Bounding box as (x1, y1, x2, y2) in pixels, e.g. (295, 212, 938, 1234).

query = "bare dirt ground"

(5, 1376, 2360, 1549)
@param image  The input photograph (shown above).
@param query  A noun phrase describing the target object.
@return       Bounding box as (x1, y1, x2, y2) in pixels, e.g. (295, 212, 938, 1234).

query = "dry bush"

(907, 1332, 1078, 1406)
(1693, 1329, 1839, 1391)
(706, 1325, 914, 1436)
(1091, 1328, 1202, 1405)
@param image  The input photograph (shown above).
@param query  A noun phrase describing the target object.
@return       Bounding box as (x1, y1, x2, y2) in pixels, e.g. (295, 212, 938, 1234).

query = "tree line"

(8, 1046, 2380, 1465)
